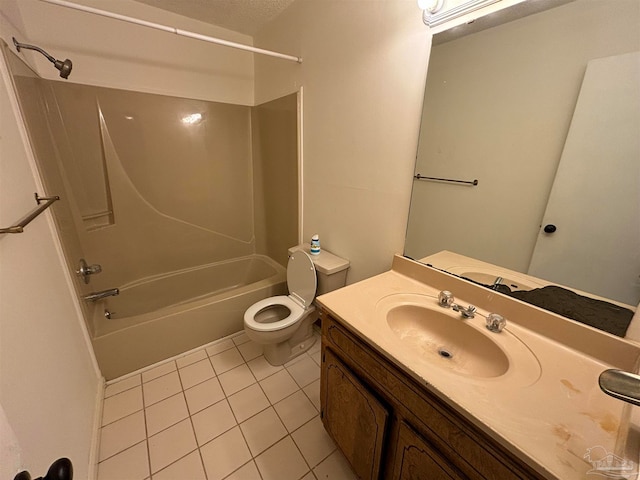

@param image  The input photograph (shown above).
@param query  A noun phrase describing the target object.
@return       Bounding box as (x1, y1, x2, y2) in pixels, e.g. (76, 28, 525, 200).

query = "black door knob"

(543, 224, 557, 234)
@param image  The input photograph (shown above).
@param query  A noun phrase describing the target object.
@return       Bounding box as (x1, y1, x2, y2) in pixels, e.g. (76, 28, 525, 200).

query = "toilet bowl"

(244, 245, 349, 365)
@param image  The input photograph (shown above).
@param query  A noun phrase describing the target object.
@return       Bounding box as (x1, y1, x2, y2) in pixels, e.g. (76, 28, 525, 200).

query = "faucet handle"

(438, 290, 454, 307)
(486, 313, 507, 333)
(76, 258, 102, 284)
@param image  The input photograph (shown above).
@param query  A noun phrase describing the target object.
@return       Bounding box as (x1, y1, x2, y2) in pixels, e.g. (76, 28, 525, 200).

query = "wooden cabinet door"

(321, 347, 389, 480)
(393, 422, 467, 480)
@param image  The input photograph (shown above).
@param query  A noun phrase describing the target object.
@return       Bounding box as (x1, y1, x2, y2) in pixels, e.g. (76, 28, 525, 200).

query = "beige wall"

(252, 93, 300, 266)
(254, 1, 431, 282)
(0, 48, 101, 480)
(405, 0, 640, 273)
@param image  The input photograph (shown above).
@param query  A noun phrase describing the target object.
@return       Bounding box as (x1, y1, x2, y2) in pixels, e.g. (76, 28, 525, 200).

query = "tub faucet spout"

(84, 288, 119, 302)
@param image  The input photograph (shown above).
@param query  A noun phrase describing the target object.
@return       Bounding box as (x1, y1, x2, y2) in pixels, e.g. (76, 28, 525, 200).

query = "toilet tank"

(288, 244, 349, 296)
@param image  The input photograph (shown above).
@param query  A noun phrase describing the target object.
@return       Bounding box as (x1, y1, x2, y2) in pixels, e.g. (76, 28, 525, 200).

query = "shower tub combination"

(6, 47, 299, 381)
(92, 255, 286, 380)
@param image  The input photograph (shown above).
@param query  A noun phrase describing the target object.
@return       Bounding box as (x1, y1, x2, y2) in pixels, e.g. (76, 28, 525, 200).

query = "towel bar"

(0, 193, 60, 234)
(414, 174, 478, 186)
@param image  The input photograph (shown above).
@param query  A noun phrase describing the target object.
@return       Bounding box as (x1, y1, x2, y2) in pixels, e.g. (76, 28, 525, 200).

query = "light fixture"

(419, 0, 503, 27)
(181, 113, 203, 125)
(418, 0, 444, 13)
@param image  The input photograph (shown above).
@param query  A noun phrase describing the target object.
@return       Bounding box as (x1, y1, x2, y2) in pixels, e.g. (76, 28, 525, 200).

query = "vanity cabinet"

(319, 309, 546, 480)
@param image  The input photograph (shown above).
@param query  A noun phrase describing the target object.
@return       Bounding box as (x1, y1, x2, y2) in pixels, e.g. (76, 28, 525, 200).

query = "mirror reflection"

(405, 0, 640, 318)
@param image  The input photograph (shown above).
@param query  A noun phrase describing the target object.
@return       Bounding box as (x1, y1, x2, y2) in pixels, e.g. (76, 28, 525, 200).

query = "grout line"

(105, 331, 245, 386)
(138, 367, 152, 478)
(177, 358, 211, 479)
(101, 337, 325, 480)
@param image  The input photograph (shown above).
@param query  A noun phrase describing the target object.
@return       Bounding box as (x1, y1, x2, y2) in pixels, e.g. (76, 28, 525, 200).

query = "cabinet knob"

(543, 224, 557, 234)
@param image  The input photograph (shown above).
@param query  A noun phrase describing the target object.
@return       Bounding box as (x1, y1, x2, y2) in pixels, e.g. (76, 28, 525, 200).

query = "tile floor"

(97, 330, 357, 480)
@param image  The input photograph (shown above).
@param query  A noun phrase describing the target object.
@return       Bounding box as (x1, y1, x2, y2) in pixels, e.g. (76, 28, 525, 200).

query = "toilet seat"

(244, 295, 313, 332)
(244, 252, 317, 333)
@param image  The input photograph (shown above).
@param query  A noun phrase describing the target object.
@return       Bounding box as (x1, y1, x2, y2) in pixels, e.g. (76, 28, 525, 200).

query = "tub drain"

(438, 348, 453, 359)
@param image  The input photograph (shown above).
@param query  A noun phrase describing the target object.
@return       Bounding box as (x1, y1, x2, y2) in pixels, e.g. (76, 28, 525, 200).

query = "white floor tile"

(239, 407, 288, 456)
(237, 341, 263, 362)
(227, 383, 270, 423)
(99, 411, 146, 462)
(312, 450, 357, 480)
(178, 358, 215, 389)
(291, 417, 336, 468)
(176, 349, 207, 369)
(308, 335, 321, 354)
(206, 338, 235, 356)
(148, 419, 197, 473)
(274, 390, 318, 432)
(218, 364, 256, 396)
(286, 355, 321, 388)
(223, 460, 262, 480)
(143, 371, 182, 407)
(192, 399, 237, 446)
(142, 361, 176, 383)
(232, 332, 250, 345)
(200, 426, 251, 480)
(104, 375, 141, 398)
(303, 379, 321, 411)
(247, 355, 283, 381)
(259, 369, 299, 404)
(309, 348, 322, 366)
(184, 376, 225, 415)
(145, 392, 189, 437)
(102, 386, 143, 426)
(210, 347, 244, 375)
(284, 352, 308, 368)
(255, 436, 309, 480)
(152, 450, 206, 480)
(97, 441, 149, 480)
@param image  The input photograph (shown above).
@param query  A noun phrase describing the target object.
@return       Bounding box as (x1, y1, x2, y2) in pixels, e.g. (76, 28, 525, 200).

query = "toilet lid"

(287, 251, 317, 307)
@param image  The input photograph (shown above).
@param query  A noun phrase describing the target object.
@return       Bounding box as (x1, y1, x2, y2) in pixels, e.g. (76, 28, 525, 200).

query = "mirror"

(405, 0, 640, 312)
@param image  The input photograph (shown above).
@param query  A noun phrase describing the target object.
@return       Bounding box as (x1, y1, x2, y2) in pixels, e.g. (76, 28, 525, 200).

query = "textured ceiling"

(133, 0, 296, 35)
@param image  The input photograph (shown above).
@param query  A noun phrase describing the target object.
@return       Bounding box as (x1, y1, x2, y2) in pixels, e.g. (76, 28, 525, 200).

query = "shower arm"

(13, 38, 57, 64)
(12, 37, 73, 79)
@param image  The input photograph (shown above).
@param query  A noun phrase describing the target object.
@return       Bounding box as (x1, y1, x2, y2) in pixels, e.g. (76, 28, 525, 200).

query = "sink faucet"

(438, 291, 476, 318)
(452, 303, 476, 319)
(83, 288, 119, 302)
(490, 276, 503, 290)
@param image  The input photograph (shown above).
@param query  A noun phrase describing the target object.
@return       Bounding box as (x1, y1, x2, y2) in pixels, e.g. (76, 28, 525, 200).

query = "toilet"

(243, 244, 349, 365)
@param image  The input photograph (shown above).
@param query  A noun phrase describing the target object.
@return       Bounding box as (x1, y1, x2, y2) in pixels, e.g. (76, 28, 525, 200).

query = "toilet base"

(262, 318, 316, 366)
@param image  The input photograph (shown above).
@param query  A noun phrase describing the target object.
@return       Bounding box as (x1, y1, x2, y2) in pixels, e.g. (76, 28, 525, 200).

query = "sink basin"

(375, 294, 541, 386)
(387, 305, 509, 378)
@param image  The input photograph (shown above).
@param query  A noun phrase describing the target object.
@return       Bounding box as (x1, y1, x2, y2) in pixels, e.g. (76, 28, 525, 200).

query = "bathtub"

(92, 255, 286, 380)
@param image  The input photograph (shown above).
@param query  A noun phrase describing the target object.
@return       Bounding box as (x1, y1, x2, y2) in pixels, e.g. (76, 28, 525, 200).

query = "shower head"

(13, 37, 72, 79)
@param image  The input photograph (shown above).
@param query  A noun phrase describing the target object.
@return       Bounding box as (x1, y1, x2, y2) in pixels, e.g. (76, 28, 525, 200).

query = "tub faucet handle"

(77, 258, 102, 284)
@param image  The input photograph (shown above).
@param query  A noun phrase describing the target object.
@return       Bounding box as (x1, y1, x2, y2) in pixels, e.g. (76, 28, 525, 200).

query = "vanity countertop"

(316, 254, 640, 480)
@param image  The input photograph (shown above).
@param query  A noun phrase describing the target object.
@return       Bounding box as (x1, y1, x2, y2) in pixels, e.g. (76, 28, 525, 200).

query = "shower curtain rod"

(38, 0, 303, 63)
